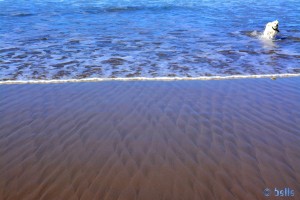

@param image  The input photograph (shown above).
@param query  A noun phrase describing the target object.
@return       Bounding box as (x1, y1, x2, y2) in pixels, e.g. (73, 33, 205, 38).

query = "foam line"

(0, 73, 300, 85)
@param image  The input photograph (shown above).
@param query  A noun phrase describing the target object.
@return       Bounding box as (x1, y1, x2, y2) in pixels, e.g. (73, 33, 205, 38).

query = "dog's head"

(263, 20, 280, 40)
(266, 20, 280, 33)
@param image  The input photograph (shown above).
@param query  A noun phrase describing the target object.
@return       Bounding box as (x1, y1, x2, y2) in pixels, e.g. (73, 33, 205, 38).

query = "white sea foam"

(0, 74, 299, 85)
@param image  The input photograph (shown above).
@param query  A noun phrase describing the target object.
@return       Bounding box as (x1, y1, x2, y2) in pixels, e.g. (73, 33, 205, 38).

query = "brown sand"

(0, 78, 300, 200)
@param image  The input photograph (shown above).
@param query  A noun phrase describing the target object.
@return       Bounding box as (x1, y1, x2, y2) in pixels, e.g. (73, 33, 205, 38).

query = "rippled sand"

(0, 78, 300, 200)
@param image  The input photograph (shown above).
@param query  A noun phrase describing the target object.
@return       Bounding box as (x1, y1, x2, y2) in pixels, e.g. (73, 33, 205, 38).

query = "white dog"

(262, 20, 280, 40)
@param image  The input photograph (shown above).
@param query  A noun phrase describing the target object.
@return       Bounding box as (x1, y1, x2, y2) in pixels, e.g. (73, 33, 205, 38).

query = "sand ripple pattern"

(0, 78, 300, 200)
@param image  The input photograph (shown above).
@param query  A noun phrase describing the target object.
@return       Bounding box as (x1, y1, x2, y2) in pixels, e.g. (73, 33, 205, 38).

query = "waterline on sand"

(1, 73, 300, 85)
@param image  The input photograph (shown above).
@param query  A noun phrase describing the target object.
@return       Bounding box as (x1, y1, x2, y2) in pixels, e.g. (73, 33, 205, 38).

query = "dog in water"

(262, 20, 280, 40)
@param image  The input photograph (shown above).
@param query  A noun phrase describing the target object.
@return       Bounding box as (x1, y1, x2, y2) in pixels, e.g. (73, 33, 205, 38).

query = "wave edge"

(1, 74, 300, 85)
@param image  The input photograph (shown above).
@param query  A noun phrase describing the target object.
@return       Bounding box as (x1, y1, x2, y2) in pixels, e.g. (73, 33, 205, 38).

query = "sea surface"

(0, 0, 300, 81)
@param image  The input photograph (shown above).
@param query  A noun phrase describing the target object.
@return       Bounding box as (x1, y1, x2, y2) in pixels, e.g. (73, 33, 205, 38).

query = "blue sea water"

(0, 0, 300, 81)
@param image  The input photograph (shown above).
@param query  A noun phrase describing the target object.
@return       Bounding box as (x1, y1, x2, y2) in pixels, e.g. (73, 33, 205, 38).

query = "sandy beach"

(0, 78, 300, 200)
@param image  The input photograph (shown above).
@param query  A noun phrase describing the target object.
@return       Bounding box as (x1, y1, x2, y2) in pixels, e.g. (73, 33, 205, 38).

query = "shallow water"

(0, 0, 300, 81)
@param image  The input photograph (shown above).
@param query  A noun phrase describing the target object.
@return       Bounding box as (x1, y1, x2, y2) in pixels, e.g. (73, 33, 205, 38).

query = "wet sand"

(0, 78, 300, 200)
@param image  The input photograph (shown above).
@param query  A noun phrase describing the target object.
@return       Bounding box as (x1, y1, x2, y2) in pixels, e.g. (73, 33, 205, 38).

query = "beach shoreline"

(0, 78, 300, 200)
(1, 73, 300, 85)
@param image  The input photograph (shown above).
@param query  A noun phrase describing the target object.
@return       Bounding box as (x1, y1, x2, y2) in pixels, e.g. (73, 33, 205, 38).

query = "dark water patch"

(102, 58, 126, 66)
(11, 13, 35, 17)
(5, 53, 16, 58)
(288, 36, 300, 42)
(109, 71, 123, 78)
(81, 6, 141, 14)
(293, 68, 300, 73)
(33, 74, 47, 80)
(275, 53, 295, 60)
(286, 29, 300, 33)
(52, 61, 79, 69)
(104, 6, 142, 13)
(52, 70, 71, 79)
(11, 70, 24, 79)
(1, 66, 9, 70)
(55, 56, 68, 60)
(100, 5, 183, 13)
(13, 54, 27, 59)
(0, 48, 20, 53)
(126, 71, 142, 77)
(168, 31, 186, 36)
(31, 51, 43, 55)
(68, 39, 80, 44)
(167, 73, 177, 77)
(219, 50, 236, 55)
(240, 30, 260, 38)
(204, 73, 213, 76)
(22, 36, 51, 44)
(17, 64, 30, 70)
(168, 64, 190, 72)
(262, 50, 278, 55)
(76, 67, 103, 79)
